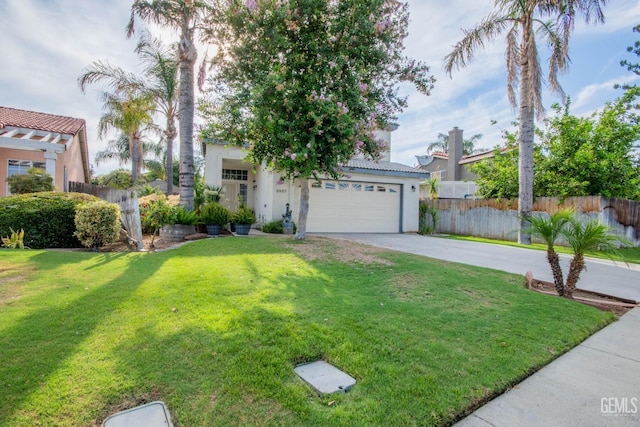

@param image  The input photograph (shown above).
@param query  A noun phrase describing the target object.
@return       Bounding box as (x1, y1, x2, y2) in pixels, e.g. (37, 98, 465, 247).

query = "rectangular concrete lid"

(102, 401, 173, 427)
(294, 360, 356, 395)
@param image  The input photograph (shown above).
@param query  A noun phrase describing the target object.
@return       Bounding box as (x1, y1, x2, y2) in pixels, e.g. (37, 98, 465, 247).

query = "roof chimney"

(447, 127, 463, 181)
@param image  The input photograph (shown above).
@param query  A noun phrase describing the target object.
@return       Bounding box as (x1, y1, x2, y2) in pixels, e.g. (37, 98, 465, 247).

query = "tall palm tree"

(526, 209, 573, 296)
(79, 61, 156, 181)
(426, 132, 483, 156)
(562, 216, 625, 299)
(127, 0, 212, 211)
(135, 32, 180, 195)
(96, 90, 156, 180)
(444, 0, 607, 244)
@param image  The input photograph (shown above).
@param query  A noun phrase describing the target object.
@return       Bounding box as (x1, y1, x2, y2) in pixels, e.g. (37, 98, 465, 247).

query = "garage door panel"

(306, 180, 400, 233)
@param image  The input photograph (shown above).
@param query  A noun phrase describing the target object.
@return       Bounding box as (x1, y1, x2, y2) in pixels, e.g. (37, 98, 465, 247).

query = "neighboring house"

(415, 127, 507, 199)
(0, 106, 90, 197)
(203, 126, 428, 233)
(415, 127, 489, 182)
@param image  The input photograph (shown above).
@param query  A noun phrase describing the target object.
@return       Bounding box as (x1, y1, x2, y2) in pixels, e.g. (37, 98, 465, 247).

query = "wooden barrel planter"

(206, 224, 223, 236)
(160, 224, 196, 242)
(234, 223, 251, 235)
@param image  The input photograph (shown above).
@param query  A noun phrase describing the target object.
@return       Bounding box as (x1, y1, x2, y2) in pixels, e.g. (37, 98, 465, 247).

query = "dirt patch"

(525, 273, 637, 317)
(284, 236, 394, 265)
(89, 390, 167, 427)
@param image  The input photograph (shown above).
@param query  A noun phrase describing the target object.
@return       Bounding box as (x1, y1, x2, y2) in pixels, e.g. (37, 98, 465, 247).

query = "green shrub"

(200, 202, 230, 225)
(140, 198, 173, 234)
(231, 204, 256, 225)
(74, 201, 121, 250)
(0, 192, 99, 248)
(261, 220, 284, 234)
(7, 167, 54, 194)
(172, 206, 200, 225)
(261, 220, 297, 234)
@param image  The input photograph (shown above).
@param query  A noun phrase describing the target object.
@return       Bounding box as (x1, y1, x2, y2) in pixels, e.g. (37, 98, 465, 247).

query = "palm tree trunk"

(565, 253, 585, 299)
(165, 117, 176, 195)
(518, 27, 535, 245)
(130, 131, 139, 181)
(546, 249, 565, 296)
(178, 27, 197, 211)
(294, 178, 309, 240)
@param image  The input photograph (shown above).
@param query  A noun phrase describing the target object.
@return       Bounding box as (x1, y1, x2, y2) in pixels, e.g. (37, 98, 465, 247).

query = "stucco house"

(0, 106, 90, 196)
(203, 126, 428, 233)
(415, 127, 511, 199)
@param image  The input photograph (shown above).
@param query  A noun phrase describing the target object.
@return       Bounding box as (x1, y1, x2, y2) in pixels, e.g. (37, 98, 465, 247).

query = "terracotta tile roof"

(0, 106, 85, 135)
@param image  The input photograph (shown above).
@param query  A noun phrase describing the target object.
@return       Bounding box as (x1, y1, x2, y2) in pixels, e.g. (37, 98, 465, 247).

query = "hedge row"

(0, 192, 101, 249)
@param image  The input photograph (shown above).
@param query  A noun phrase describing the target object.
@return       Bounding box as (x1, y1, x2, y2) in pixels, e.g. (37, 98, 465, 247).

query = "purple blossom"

(245, 0, 257, 11)
(276, 178, 285, 185)
(358, 83, 368, 92)
(306, 143, 311, 148)
(291, 153, 297, 160)
(329, 61, 336, 69)
(356, 140, 364, 149)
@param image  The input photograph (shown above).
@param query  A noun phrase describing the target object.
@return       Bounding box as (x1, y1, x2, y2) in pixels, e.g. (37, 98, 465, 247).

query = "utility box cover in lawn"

(102, 401, 173, 427)
(294, 360, 356, 395)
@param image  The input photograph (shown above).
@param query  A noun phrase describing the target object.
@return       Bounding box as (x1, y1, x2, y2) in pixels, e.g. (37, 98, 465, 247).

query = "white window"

(325, 182, 336, 190)
(8, 159, 46, 177)
(222, 169, 248, 181)
(339, 182, 349, 190)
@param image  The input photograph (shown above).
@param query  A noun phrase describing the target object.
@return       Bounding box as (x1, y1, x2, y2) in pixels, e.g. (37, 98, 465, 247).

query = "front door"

(221, 182, 248, 212)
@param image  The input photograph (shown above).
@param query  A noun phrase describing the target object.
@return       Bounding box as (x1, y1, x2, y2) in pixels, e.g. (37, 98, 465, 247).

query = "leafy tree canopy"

(200, 0, 434, 181)
(470, 97, 640, 200)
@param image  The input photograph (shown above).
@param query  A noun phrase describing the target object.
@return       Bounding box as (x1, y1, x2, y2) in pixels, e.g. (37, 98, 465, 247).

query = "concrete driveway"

(314, 233, 640, 303)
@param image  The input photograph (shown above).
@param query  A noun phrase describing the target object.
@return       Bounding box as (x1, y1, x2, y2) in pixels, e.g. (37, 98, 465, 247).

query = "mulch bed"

(525, 272, 638, 316)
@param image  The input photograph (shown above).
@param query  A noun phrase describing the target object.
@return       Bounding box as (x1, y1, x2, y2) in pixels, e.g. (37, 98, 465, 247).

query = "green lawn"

(0, 237, 614, 426)
(441, 234, 640, 265)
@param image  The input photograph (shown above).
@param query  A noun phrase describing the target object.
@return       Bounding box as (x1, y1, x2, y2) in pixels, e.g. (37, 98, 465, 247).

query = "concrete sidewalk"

(319, 233, 640, 302)
(455, 308, 640, 427)
(316, 233, 640, 426)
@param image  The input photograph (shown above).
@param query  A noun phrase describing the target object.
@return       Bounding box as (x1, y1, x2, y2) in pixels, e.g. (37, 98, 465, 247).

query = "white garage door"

(306, 180, 401, 232)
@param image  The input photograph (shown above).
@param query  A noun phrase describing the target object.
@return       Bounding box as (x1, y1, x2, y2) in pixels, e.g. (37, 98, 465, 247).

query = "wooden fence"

(423, 196, 640, 246)
(68, 182, 144, 251)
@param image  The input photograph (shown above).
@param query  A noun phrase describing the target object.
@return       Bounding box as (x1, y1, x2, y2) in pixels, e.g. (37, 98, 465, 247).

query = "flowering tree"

(201, 0, 434, 239)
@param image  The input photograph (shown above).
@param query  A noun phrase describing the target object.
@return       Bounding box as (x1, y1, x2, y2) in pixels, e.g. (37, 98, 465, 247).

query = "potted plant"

(231, 204, 256, 235)
(160, 206, 199, 242)
(200, 202, 230, 236)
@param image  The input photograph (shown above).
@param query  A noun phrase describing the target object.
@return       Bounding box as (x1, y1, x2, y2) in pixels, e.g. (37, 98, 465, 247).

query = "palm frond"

(78, 60, 144, 94)
(444, 12, 514, 76)
(525, 209, 573, 249)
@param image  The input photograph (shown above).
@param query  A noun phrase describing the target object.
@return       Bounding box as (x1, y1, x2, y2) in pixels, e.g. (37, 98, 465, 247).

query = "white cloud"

(1, 0, 639, 175)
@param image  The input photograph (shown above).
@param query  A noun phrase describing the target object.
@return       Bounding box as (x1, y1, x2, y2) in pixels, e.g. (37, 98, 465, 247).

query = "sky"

(1, 0, 639, 176)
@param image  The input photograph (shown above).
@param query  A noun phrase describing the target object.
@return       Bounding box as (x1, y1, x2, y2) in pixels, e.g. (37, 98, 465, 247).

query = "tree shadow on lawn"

(100, 254, 613, 426)
(0, 251, 169, 424)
